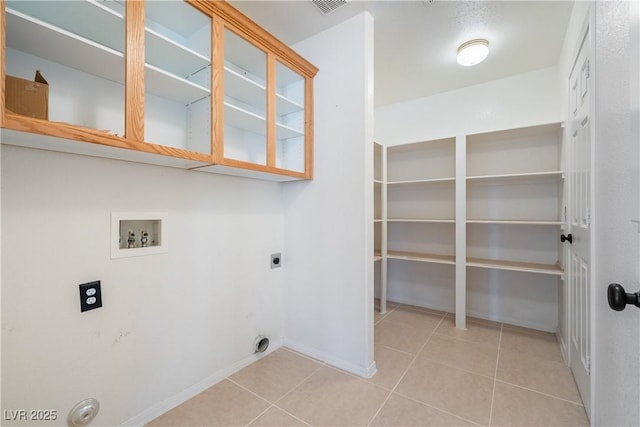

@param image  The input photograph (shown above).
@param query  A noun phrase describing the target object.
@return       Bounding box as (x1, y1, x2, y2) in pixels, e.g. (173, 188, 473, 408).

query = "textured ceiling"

(230, 1, 574, 107)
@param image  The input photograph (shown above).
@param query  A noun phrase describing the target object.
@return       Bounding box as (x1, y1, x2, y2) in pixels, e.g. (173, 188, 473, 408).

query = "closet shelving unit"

(466, 124, 564, 278)
(374, 141, 386, 312)
(374, 123, 564, 329)
(380, 137, 457, 314)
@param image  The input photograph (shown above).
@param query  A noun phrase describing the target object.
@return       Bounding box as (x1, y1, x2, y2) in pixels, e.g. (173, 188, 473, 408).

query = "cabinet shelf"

(276, 93, 304, 116)
(276, 123, 305, 140)
(7, 0, 211, 80)
(225, 66, 266, 111)
(224, 102, 304, 140)
(224, 102, 266, 136)
(224, 63, 303, 117)
(6, 8, 210, 105)
(466, 257, 564, 276)
(387, 250, 455, 265)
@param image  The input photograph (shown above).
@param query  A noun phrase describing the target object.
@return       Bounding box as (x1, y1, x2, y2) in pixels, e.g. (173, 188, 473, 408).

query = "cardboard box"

(5, 70, 49, 120)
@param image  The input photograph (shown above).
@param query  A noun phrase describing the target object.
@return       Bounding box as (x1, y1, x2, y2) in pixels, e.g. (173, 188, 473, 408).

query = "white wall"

(0, 145, 285, 426)
(375, 67, 563, 332)
(375, 66, 561, 146)
(282, 12, 376, 377)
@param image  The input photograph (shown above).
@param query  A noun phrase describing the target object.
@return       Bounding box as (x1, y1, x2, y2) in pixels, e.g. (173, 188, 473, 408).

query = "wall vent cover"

(311, 0, 347, 15)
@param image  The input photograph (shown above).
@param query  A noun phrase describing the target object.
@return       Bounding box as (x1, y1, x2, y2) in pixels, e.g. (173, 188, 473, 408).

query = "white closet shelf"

(466, 170, 564, 183)
(387, 250, 455, 265)
(388, 218, 455, 223)
(466, 257, 564, 276)
(374, 219, 383, 223)
(374, 179, 383, 184)
(388, 177, 455, 185)
(374, 251, 383, 262)
(6, 9, 210, 105)
(467, 219, 563, 225)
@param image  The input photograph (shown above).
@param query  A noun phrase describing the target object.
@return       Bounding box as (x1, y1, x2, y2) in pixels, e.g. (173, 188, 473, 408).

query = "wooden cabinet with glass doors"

(0, 0, 317, 181)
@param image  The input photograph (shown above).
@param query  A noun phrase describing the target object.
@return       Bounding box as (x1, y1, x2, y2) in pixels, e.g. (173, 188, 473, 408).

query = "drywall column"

(455, 135, 466, 329)
(283, 12, 376, 377)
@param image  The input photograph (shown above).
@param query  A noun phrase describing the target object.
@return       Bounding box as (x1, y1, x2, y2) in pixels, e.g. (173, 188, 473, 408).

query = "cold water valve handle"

(607, 283, 640, 311)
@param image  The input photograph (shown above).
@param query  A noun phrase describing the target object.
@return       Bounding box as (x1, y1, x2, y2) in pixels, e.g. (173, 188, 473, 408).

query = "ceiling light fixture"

(456, 39, 489, 67)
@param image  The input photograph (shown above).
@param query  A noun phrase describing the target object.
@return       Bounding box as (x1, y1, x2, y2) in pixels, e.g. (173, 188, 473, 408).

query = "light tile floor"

(147, 301, 589, 426)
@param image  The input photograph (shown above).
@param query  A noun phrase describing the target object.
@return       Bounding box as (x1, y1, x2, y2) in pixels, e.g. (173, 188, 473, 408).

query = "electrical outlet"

(79, 281, 102, 312)
(271, 253, 282, 269)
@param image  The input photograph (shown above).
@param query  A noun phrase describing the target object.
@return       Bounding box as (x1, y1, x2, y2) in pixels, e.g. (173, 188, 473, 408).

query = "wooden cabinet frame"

(0, 0, 318, 180)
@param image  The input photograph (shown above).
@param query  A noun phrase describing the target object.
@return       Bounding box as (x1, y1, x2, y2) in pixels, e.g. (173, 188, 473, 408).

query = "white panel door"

(567, 25, 592, 417)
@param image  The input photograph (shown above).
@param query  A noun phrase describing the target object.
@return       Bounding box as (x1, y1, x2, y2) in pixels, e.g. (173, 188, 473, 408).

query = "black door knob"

(607, 283, 640, 311)
(560, 233, 573, 243)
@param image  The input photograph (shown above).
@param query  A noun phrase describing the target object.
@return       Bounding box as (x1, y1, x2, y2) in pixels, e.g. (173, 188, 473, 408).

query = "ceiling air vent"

(310, 0, 347, 15)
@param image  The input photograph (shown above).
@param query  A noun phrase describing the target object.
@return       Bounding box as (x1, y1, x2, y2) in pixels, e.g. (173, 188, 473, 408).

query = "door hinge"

(586, 208, 591, 225)
(586, 355, 591, 375)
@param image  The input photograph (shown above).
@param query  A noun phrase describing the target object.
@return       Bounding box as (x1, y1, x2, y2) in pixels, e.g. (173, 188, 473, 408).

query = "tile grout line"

(221, 378, 281, 427)
(268, 404, 313, 427)
(493, 379, 586, 407)
(226, 377, 274, 405)
(378, 344, 415, 357)
(374, 302, 400, 325)
(243, 404, 275, 427)
(391, 390, 484, 427)
(264, 361, 327, 426)
(365, 312, 447, 427)
(416, 354, 497, 381)
(233, 366, 321, 427)
(227, 360, 323, 427)
(488, 323, 504, 427)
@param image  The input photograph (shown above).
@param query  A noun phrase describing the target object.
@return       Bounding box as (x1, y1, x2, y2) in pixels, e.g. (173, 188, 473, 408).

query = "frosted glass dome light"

(457, 39, 489, 67)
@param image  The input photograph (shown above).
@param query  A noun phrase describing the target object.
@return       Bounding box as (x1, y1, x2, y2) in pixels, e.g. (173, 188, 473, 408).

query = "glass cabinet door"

(275, 60, 306, 173)
(4, 0, 126, 135)
(222, 28, 268, 165)
(143, 0, 211, 155)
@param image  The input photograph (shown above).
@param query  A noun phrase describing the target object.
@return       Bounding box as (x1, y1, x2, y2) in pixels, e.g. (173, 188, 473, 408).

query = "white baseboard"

(385, 296, 556, 333)
(120, 337, 283, 426)
(283, 339, 377, 378)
